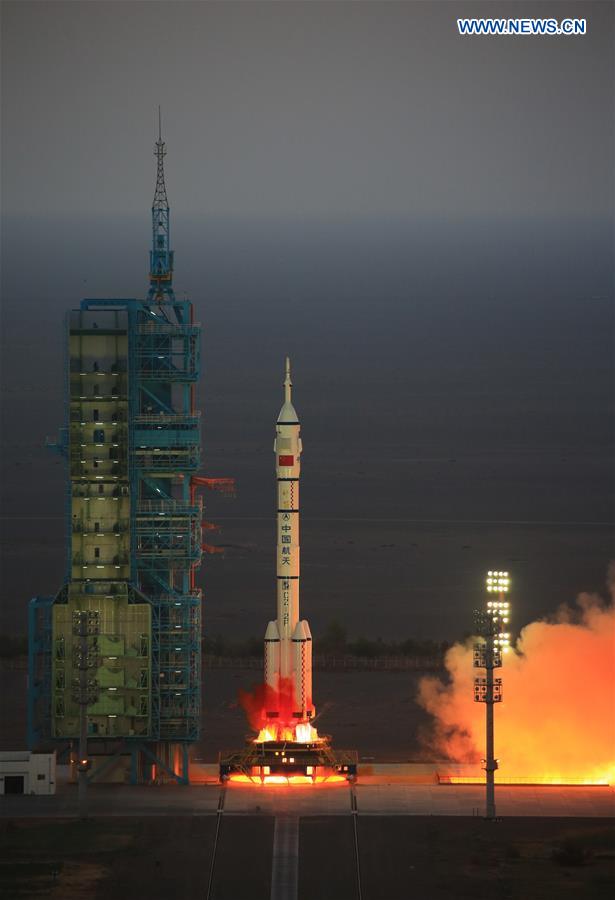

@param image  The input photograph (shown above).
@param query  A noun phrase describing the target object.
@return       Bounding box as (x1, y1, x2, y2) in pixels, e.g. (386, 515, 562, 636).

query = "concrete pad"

(189, 762, 220, 784)
(1, 781, 612, 819)
(0, 784, 223, 817)
(224, 783, 351, 816)
(354, 784, 615, 817)
(357, 763, 439, 784)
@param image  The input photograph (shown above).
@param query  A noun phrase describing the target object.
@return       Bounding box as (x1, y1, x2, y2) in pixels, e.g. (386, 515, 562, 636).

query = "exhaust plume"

(238, 676, 295, 733)
(418, 575, 615, 784)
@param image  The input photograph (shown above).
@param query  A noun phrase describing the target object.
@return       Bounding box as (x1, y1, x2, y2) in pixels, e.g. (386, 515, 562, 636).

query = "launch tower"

(27, 120, 232, 784)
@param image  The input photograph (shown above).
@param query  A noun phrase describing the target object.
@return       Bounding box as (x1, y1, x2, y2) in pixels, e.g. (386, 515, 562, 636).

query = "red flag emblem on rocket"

(278, 455, 294, 466)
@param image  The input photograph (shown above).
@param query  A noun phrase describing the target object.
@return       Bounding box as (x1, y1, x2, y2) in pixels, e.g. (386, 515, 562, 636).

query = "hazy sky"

(2, 0, 612, 221)
(1, 2, 613, 637)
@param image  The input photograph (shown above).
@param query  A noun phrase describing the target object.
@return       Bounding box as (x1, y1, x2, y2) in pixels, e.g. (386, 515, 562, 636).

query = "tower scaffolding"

(28, 117, 232, 783)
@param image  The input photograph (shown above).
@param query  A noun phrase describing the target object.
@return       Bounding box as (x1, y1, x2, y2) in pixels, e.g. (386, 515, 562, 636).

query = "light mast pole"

(473, 570, 510, 820)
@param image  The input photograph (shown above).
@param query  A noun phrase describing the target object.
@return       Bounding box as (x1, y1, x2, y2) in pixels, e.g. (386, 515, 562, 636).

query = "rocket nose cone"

(265, 621, 280, 641)
(301, 620, 312, 640)
(291, 620, 307, 641)
(277, 401, 299, 424)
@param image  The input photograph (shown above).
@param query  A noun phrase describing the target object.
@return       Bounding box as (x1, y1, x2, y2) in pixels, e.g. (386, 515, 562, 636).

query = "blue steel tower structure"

(149, 110, 175, 303)
(28, 122, 231, 784)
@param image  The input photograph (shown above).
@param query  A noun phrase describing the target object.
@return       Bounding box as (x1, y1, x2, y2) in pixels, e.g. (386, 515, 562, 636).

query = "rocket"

(263, 358, 314, 730)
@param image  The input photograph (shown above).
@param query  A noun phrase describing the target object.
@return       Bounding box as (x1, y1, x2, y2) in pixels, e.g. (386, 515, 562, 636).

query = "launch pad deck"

(219, 739, 358, 781)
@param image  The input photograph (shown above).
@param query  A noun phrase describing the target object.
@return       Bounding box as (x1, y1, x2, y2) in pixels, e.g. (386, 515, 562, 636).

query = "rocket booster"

(264, 358, 314, 724)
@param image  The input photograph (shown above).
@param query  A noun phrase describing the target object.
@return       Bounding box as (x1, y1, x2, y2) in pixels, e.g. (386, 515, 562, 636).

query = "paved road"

(1, 782, 613, 818)
(270, 815, 299, 900)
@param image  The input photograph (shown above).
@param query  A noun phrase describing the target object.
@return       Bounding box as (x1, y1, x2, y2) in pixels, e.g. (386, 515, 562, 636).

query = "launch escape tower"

(28, 122, 232, 784)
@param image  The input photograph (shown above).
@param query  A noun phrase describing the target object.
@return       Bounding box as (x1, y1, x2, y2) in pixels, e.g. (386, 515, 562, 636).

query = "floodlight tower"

(473, 570, 510, 820)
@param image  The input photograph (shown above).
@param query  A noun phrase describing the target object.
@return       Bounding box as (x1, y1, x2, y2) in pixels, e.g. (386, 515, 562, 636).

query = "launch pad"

(219, 738, 358, 783)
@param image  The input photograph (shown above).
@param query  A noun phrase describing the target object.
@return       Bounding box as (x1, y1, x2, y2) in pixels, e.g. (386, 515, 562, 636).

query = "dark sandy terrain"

(0, 815, 612, 900)
(300, 816, 615, 900)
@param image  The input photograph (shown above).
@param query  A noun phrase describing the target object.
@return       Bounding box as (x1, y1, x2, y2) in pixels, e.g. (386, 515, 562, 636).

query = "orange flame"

(239, 676, 320, 743)
(418, 588, 615, 785)
(228, 773, 346, 786)
(255, 722, 321, 743)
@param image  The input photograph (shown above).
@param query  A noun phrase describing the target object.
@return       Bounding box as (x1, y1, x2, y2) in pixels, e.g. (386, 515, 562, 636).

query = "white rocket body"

(263, 359, 314, 726)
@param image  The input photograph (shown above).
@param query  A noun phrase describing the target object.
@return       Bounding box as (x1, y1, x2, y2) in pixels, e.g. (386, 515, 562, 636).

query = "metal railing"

(136, 324, 200, 336)
(72, 519, 129, 533)
(72, 554, 130, 567)
(136, 500, 201, 516)
(69, 362, 128, 374)
(70, 411, 127, 423)
(134, 413, 200, 426)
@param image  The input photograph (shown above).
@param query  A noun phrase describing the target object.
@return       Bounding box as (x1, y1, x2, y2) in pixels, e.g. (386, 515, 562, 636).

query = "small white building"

(0, 751, 56, 795)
